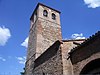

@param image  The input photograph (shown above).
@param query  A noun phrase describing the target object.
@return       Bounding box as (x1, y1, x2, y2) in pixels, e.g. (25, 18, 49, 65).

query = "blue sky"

(0, 0, 100, 75)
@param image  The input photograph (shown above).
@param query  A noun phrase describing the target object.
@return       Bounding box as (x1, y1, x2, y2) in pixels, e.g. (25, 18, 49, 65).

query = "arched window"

(52, 13, 56, 20)
(43, 10, 48, 17)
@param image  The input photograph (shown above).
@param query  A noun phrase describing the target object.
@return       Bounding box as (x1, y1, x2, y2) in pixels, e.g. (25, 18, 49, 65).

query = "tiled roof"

(69, 31, 100, 54)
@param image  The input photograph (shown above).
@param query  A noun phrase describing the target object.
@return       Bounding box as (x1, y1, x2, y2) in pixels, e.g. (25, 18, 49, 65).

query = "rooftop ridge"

(62, 39, 86, 42)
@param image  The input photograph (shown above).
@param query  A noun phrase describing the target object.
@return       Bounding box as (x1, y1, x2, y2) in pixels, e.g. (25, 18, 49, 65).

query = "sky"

(0, 0, 100, 75)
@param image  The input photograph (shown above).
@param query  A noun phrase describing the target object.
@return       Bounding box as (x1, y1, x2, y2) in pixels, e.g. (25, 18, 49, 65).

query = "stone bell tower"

(25, 3, 62, 75)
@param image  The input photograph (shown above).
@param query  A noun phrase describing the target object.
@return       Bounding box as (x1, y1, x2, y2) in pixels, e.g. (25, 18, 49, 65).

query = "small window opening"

(43, 10, 48, 17)
(52, 13, 56, 20)
(34, 11, 37, 23)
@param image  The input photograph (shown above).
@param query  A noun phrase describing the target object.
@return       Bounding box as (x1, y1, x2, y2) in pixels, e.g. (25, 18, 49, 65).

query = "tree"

(20, 68, 25, 75)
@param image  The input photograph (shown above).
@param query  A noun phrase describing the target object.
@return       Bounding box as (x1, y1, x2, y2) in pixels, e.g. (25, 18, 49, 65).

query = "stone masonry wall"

(25, 19, 38, 75)
(71, 37, 100, 75)
(61, 40, 84, 75)
(33, 41, 63, 75)
(25, 3, 62, 75)
(36, 17, 62, 58)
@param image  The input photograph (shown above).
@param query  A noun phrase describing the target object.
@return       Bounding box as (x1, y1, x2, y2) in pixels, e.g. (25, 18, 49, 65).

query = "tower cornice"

(30, 3, 61, 20)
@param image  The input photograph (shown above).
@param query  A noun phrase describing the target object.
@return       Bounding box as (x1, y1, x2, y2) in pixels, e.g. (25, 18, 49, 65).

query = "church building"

(25, 3, 100, 75)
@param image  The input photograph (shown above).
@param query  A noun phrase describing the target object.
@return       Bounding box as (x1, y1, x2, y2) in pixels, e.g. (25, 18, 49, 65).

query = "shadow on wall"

(80, 58, 100, 74)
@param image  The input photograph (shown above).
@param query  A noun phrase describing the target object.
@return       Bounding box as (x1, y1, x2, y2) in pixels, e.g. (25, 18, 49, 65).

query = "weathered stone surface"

(25, 3, 62, 75)
(25, 3, 100, 75)
(36, 18, 62, 58)
(61, 40, 84, 75)
(33, 41, 63, 75)
(70, 33, 100, 75)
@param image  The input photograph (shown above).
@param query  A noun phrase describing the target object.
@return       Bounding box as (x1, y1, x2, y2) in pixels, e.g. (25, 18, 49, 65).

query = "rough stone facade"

(69, 31, 100, 74)
(25, 3, 62, 75)
(29, 3, 62, 60)
(33, 41, 63, 75)
(61, 40, 84, 75)
(25, 3, 100, 75)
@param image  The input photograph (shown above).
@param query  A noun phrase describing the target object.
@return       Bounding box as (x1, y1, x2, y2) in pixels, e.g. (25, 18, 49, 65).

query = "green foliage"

(20, 72, 25, 75)
(20, 68, 25, 75)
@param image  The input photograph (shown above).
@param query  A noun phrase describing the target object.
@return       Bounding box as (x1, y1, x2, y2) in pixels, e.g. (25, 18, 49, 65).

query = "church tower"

(25, 3, 62, 75)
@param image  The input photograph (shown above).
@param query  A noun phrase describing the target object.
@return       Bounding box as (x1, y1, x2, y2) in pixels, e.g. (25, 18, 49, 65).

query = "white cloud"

(84, 0, 100, 8)
(16, 56, 26, 65)
(71, 33, 85, 39)
(0, 57, 6, 61)
(0, 26, 11, 46)
(21, 37, 29, 48)
(63, 38, 68, 40)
